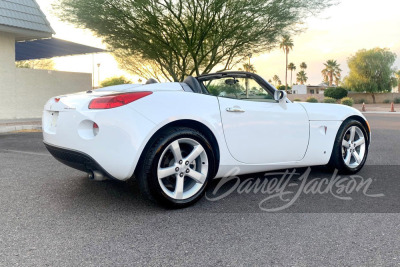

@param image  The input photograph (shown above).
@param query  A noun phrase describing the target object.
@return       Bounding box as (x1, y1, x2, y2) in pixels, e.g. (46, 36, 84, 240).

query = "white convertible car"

(43, 72, 370, 207)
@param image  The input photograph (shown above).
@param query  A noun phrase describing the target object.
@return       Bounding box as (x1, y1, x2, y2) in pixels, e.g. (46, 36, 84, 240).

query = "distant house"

(292, 83, 330, 95)
(0, 0, 103, 119)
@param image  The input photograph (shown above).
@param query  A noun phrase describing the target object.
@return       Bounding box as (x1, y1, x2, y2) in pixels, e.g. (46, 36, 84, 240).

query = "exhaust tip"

(88, 170, 108, 181)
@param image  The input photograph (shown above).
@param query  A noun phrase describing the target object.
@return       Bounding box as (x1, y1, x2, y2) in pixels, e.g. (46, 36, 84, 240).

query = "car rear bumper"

(44, 142, 117, 179)
(42, 104, 156, 180)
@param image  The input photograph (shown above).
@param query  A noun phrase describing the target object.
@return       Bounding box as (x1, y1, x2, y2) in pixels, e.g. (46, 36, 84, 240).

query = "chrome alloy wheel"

(341, 125, 366, 168)
(157, 138, 208, 200)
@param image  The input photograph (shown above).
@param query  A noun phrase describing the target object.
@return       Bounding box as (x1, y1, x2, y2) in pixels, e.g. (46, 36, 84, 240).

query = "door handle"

(226, 107, 245, 112)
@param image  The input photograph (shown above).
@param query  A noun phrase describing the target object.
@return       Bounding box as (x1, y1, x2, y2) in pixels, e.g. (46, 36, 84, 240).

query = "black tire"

(328, 119, 369, 174)
(136, 127, 216, 208)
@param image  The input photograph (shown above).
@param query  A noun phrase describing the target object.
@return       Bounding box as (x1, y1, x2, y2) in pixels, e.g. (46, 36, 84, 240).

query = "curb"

(361, 112, 399, 114)
(0, 125, 42, 134)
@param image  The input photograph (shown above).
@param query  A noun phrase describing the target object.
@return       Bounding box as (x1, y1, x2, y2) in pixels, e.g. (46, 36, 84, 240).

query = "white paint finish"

(128, 91, 232, 166)
(95, 82, 184, 92)
(218, 98, 309, 164)
(43, 105, 156, 180)
(300, 103, 366, 121)
(43, 82, 369, 181)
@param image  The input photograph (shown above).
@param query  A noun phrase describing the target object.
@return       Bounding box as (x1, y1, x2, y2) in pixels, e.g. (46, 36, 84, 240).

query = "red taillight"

(55, 98, 60, 102)
(88, 92, 152, 109)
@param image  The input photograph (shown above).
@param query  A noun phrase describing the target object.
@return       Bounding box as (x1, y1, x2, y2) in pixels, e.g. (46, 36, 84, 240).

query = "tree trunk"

(372, 93, 376, 104)
(290, 70, 293, 87)
(285, 51, 288, 93)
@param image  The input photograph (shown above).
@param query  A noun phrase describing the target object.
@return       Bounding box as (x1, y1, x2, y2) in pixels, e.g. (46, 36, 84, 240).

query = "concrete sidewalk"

(0, 118, 41, 133)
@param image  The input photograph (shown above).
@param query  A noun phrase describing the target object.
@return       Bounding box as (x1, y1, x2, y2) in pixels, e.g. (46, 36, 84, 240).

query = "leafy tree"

(207, 80, 243, 97)
(100, 76, 131, 87)
(296, 70, 308, 84)
(15, 59, 55, 70)
(280, 35, 294, 93)
(54, 0, 333, 82)
(324, 87, 348, 100)
(395, 70, 400, 93)
(300, 62, 307, 70)
(287, 62, 296, 86)
(344, 48, 397, 103)
(321, 59, 341, 86)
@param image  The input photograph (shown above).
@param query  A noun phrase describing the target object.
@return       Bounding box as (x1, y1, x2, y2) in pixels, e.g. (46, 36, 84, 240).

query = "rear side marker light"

(89, 92, 152, 109)
(93, 122, 99, 136)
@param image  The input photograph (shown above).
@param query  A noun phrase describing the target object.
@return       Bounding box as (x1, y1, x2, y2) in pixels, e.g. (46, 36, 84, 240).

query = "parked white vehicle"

(43, 72, 370, 207)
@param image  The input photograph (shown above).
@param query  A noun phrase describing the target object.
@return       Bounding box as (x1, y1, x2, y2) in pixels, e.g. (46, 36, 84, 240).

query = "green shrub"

(323, 97, 336, 103)
(306, 97, 318, 103)
(383, 99, 391, 104)
(100, 76, 131, 87)
(293, 98, 302, 102)
(341, 97, 354, 106)
(394, 97, 400, 104)
(324, 87, 348, 100)
(355, 98, 369, 104)
(277, 85, 291, 91)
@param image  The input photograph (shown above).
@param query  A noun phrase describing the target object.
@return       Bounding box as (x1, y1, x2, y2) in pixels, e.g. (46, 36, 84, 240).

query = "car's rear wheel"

(137, 127, 216, 208)
(329, 119, 369, 174)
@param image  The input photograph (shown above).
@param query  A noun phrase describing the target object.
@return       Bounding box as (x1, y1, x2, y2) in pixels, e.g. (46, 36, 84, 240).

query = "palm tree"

(279, 35, 294, 93)
(240, 63, 256, 73)
(239, 63, 257, 97)
(321, 60, 342, 87)
(334, 73, 341, 87)
(287, 63, 296, 87)
(296, 71, 308, 85)
(395, 70, 400, 92)
(300, 62, 307, 71)
(273, 75, 280, 87)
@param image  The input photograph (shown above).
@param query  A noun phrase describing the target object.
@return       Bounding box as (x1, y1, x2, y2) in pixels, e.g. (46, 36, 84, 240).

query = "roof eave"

(0, 25, 52, 41)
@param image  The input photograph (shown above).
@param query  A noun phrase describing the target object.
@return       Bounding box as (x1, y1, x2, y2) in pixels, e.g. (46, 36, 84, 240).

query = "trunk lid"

(44, 82, 184, 112)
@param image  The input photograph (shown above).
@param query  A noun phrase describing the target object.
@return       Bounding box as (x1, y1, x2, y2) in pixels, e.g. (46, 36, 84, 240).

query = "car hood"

(299, 103, 365, 121)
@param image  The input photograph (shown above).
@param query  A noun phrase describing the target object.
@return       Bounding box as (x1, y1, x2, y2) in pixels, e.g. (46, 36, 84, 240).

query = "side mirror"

(274, 90, 287, 101)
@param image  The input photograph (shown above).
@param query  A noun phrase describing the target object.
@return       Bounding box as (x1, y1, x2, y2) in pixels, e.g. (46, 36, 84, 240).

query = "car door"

(218, 97, 309, 164)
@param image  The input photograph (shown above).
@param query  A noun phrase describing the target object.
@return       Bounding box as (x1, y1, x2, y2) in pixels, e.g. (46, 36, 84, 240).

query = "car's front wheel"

(137, 127, 216, 208)
(329, 119, 369, 174)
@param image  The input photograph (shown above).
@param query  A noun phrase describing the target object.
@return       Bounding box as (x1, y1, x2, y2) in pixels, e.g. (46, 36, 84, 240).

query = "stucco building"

(0, 0, 92, 119)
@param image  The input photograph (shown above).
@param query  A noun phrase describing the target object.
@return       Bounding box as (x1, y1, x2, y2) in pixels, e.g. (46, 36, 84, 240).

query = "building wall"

(292, 85, 307, 94)
(11, 69, 91, 119)
(0, 32, 91, 119)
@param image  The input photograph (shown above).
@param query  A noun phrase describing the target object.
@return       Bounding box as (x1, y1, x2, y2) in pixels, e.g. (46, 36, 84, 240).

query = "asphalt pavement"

(0, 114, 399, 266)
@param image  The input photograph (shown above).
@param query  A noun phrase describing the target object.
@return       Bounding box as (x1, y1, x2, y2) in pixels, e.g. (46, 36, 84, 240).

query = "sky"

(36, 0, 400, 86)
